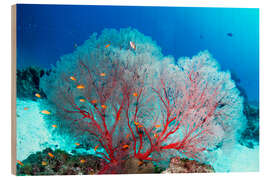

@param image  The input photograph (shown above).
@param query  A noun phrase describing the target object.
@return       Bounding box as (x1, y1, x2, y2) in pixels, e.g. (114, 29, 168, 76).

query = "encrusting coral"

(17, 66, 49, 100)
(40, 28, 244, 173)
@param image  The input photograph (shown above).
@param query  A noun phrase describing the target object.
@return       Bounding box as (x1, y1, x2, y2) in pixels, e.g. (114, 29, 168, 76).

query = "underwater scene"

(15, 4, 259, 175)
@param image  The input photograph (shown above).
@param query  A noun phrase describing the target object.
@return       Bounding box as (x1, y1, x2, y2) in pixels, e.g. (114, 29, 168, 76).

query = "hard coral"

(162, 157, 214, 173)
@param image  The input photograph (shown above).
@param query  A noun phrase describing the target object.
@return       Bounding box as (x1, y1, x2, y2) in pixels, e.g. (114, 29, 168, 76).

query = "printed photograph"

(14, 4, 259, 175)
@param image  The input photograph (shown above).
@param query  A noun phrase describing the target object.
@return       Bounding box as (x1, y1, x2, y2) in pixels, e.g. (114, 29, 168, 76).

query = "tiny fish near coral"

(77, 84, 85, 89)
(130, 41, 136, 50)
(101, 104, 107, 109)
(100, 73, 106, 77)
(94, 145, 99, 151)
(70, 76, 77, 81)
(17, 160, 24, 166)
(80, 159, 86, 163)
(91, 100, 97, 104)
(48, 152, 54, 158)
(79, 99, 86, 102)
(41, 110, 51, 115)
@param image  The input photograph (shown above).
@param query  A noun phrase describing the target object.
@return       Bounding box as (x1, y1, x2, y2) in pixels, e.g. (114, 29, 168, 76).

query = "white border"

(1, 0, 269, 179)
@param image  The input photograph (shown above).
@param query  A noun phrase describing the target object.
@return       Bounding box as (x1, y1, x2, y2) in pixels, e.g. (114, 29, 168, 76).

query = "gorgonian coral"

(40, 28, 244, 173)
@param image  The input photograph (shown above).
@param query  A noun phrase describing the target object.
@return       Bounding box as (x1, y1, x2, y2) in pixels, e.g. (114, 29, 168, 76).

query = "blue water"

(16, 4, 259, 102)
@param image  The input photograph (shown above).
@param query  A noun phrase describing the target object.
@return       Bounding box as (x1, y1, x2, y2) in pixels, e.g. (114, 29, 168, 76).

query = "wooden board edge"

(11, 4, 17, 175)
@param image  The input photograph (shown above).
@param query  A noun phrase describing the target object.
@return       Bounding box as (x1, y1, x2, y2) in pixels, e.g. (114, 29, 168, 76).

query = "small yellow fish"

(35, 93, 41, 98)
(155, 125, 161, 128)
(122, 144, 129, 149)
(17, 160, 24, 166)
(42, 161, 47, 166)
(130, 41, 136, 50)
(100, 73, 106, 77)
(41, 110, 51, 115)
(138, 161, 144, 166)
(133, 92, 138, 97)
(70, 76, 77, 81)
(154, 133, 158, 139)
(75, 143, 80, 146)
(48, 152, 54, 158)
(126, 134, 130, 139)
(94, 145, 99, 151)
(134, 121, 139, 126)
(77, 84, 85, 89)
(80, 159, 86, 163)
(52, 124, 57, 128)
(89, 171, 95, 175)
(91, 100, 97, 104)
(24, 107, 29, 110)
(79, 99, 85, 102)
(105, 44, 110, 48)
(101, 104, 107, 109)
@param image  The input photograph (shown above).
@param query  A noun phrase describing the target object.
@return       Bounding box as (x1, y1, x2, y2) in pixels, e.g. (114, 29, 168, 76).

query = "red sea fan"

(40, 28, 244, 173)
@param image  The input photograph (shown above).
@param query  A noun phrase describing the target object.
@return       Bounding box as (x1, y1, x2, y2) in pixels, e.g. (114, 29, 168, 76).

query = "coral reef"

(162, 157, 214, 173)
(239, 104, 259, 148)
(17, 66, 49, 100)
(17, 148, 216, 175)
(40, 28, 244, 173)
(16, 148, 102, 175)
(230, 70, 259, 148)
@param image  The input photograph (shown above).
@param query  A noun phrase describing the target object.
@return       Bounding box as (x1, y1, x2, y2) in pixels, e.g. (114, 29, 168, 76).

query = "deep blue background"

(16, 4, 259, 102)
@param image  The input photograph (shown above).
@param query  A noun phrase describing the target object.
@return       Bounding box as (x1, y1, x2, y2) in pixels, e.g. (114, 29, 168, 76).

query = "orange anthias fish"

(94, 145, 99, 151)
(138, 125, 143, 128)
(154, 133, 158, 139)
(41, 110, 51, 115)
(133, 92, 138, 97)
(155, 125, 161, 128)
(138, 161, 144, 166)
(17, 160, 24, 166)
(130, 41, 136, 50)
(100, 73, 106, 77)
(79, 99, 86, 102)
(91, 100, 97, 104)
(134, 121, 139, 126)
(70, 76, 77, 81)
(35, 93, 41, 98)
(126, 134, 130, 139)
(52, 125, 57, 128)
(42, 161, 47, 166)
(80, 159, 86, 163)
(77, 84, 85, 89)
(101, 104, 107, 109)
(48, 152, 54, 158)
(75, 143, 80, 146)
(24, 107, 29, 110)
(105, 44, 110, 48)
(122, 144, 129, 149)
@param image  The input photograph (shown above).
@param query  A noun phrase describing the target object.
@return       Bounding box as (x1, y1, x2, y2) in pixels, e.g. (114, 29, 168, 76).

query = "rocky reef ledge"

(162, 157, 214, 173)
(16, 148, 214, 175)
(16, 148, 101, 175)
